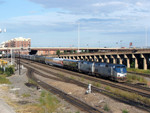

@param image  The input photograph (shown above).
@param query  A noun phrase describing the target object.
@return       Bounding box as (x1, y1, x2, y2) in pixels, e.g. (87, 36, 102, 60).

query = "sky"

(0, 0, 150, 48)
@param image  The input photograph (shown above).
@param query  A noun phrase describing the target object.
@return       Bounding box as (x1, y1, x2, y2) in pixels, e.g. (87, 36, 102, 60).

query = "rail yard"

(18, 58, 150, 113)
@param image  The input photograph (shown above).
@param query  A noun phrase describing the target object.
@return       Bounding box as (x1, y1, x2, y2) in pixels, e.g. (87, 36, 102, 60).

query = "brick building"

(4, 37, 31, 48)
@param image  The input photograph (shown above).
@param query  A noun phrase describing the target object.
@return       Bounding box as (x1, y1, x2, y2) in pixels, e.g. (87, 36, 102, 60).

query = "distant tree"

(131, 60, 135, 68)
(64, 50, 67, 54)
(56, 50, 60, 56)
(86, 49, 89, 53)
(74, 50, 77, 54)
(70, 50, 74, 54)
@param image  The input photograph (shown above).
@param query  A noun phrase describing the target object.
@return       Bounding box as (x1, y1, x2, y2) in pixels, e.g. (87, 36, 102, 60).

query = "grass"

(70, 76, 76, 80)
(0, 74, 11, 84)
(127, 68, 150, 74)
(126, 74, 148, 84)
(103, 104, 110, 111)
(28, 78, 38, 85)
(122, 109, 128, 113)
(92, 82, 101, 87)
(22, 93, 31, 98)
(105, 86, 150, 106)
(39, 91, 60, 113)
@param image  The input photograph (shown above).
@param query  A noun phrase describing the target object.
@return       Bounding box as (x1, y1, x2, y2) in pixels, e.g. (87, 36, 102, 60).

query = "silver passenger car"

(78, 61, 94, 74)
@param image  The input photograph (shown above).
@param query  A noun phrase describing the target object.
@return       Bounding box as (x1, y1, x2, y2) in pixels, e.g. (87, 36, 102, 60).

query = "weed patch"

(0, 75, 11, 84)
(22, 93, 31, 98)
(122, 109, 128, 113)
(103, 104, 110, 111)
(105, 86, 150, 106)
(39, 91, 60, 112)
(127, 68, 150, 74)
(126, 74, 147, 84)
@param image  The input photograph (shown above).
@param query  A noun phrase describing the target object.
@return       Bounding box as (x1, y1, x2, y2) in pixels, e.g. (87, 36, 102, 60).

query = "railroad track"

(26, 69, 103, 113)
(128, 71, 150, 78)
(20, 59, 150, 96)
(21, 60, 150, 112)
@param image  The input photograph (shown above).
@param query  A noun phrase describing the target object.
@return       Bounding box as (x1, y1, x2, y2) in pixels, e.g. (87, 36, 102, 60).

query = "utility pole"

(145, 26, 148, 48)
(19, 50, 21, 75)
(78, 22, 80, 53)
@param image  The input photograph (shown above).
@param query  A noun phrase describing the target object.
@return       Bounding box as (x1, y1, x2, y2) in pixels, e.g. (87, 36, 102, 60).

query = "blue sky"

(0, 0, 150, 48)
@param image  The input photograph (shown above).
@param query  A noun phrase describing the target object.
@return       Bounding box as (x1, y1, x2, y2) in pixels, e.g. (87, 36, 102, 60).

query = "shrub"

(4, 65, 15, 76)
(56, 50, 60, 56)
(70, 50, 74, 54)
(0, 67, 4, 74)
(103, 104, 110, 111)
(122, 109, 128, 113)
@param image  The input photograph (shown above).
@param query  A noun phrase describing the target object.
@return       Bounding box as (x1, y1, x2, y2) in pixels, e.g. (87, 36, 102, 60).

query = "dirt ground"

(34, 72, 149, 113)
(0, 68, 84, 113)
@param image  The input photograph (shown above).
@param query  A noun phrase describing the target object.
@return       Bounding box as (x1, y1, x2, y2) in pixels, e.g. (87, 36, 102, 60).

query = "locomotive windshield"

(114, 66, 127, 73)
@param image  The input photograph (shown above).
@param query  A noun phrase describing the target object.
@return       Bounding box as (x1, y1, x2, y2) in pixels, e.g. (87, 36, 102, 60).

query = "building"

(3, 37, 31, 48)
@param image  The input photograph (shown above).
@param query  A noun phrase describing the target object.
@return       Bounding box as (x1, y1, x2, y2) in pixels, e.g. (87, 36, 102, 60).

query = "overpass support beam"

(81, 56, 84, 60)
(124, 55, 130, 68)
(99, 56, 104, 62)
(94, 56, 99, 62)
(141, 54, 147, 70)
(104, 55, 109, 63)
(111, 55, 116, 64)
(85, 56, 89, 61)
(73, 56, 76, 60)
(77, 56, 80, 60)
(89, 56, 93, 61)
(132, 54, 138, 69)
(117, 55, 122, 64)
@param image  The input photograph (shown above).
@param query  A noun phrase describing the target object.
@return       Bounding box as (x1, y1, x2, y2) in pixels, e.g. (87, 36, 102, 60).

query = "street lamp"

(0, 28, 7, 58)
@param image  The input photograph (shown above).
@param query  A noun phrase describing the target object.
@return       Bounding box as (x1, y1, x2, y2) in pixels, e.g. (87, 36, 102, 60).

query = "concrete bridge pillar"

(89, 56, 93, 61)
(132, 54, 138, 69)
(127, 58, 130, 68)
(73, 56, 76, 60)
(141, 54, 147, 70)
(105, 55, 110, 63)
(124, 55, 130, 68)
(85, 56, 89, 61)
(77, 56, 80, 60)
(143, 58, 147, 70)
(94, 56, 99, 62)
(117, 55, 123, 64)
(99, 56, 104, 62)
(69, 56, 71, 59)
(111, 55, 116, 64)
(81, 56, 84, 60)
(119, 59, 123, 64)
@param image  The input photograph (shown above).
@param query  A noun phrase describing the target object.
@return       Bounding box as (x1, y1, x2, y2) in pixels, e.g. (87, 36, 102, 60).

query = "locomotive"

(20, 55, 127, 82)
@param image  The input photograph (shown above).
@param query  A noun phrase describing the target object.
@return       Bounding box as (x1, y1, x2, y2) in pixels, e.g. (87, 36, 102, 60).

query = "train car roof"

(63, 59, 78, 62)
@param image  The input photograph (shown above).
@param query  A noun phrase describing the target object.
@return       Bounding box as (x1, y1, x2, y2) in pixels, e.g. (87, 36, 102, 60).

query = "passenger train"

(20, 55, 127, 82)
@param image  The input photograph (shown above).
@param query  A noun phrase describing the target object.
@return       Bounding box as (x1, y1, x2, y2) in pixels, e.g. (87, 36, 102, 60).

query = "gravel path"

(0, 99, 15, 113)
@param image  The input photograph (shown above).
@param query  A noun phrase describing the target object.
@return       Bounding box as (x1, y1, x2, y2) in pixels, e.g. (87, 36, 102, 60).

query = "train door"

(91, 62, 95, 74)
(78, 61, 81, 71)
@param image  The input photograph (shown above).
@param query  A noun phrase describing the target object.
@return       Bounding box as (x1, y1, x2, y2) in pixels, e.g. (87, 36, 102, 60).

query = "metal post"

(11, 49, 12, 65)
(145, 26, 148, 48)
(19, 51, 21, 75)
(78, 22, 80, 53)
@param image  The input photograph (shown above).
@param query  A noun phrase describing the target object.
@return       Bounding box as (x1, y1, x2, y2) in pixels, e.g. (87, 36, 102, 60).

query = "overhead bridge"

(59, 48, 150, 70)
